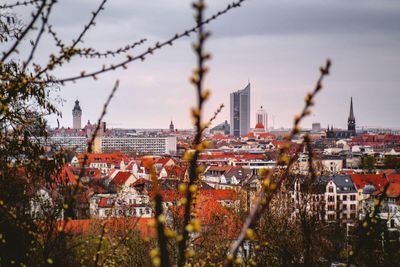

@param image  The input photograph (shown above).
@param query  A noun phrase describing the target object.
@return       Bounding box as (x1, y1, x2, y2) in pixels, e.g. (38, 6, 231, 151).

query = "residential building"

(99, 136, 177, 155)
(292, 175, 358, 221)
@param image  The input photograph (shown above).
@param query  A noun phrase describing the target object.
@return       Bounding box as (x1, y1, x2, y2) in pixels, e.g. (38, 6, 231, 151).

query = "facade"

(72, 99, 82, 129)
(100, 136, 177, 155)
(230, 83, 250, 137)
(41, 136, 88, 152)
(40, 135, 177, 155)
(312, 123, 321, 132)
(292, 175, 358, 221)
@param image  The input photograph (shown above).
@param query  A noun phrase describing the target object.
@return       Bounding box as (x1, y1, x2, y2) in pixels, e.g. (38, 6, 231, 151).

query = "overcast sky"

(13, 0, 400, 129)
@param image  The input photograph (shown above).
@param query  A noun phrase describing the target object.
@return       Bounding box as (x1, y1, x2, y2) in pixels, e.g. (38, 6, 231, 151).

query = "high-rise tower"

(169, 120, 175, 132)
(72, 99, 82, 129)
(230, 83, 250, 137)
(348, 97, 356, 135)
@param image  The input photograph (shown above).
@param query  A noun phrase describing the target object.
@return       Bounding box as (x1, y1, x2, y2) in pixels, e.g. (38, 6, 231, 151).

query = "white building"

(100, 136, 177, 155)
(39, 135, 177, 155)
(292, 175, 358, 221)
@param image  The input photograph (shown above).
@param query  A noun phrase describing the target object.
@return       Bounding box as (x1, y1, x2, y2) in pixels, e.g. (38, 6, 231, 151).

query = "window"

(328, 214, 335, 220)
(350, 195, 356, 201)
(343, 195, 347, 201)
(337, 195, 340, 201)
(328, 187, 334, 193)
(342, 204, 347, 210)
(328, 196, 335, 202)
(350, 213, 356, 219)
(342, 213, 347, 219)
(350, 204, 356, 210)
(328, 205, 335, 211)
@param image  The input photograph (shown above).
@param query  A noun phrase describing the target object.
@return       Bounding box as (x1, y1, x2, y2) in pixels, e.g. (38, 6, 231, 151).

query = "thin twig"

(38, 0, 246, 84)
(224, 59, 331, 266)
(1, 0, 47, 61)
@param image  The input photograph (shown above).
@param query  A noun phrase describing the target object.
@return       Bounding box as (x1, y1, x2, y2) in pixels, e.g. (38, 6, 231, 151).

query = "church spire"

(348, 97, 356, 135)
(348, 97, 355, 121)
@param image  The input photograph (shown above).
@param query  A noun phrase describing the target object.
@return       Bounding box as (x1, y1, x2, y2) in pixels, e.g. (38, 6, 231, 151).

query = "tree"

(360, 155, 376, 173)
(383, 155, 400, 170)
(0, 0, 247, 266)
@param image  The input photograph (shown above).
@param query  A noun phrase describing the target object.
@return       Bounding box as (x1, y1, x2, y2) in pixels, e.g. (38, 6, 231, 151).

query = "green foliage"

(383, 155, 400, 170)
(360, 155, 376, 173)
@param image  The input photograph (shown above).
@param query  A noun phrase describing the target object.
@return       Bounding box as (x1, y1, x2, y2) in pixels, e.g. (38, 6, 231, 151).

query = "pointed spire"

(349, 97, 355, 121)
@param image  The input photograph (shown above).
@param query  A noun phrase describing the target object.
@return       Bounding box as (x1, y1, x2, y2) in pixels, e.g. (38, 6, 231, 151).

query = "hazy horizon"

(18, 0, 399, 130)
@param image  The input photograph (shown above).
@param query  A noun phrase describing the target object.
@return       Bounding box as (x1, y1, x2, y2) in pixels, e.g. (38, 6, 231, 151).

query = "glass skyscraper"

(230, 83, 250, 137)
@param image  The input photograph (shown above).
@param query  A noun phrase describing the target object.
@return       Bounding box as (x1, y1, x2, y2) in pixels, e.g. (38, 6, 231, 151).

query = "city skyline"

(39, 0, 400, 129)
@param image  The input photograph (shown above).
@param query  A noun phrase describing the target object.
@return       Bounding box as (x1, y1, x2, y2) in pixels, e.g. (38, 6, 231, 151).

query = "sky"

(11, 0, 400, 130)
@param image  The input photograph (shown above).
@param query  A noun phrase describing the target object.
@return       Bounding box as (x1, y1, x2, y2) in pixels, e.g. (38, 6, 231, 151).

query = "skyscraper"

(230, 83, 250, 137)
(72, 99, 82, 129)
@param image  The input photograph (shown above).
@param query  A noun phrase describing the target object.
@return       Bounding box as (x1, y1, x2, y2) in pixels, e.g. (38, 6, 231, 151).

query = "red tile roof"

(112, 171, 133, 185)
(168, 195, 241, 240)
(351, 174, 388, 191)
(372, 182, 400, 199)
(200, 189, 239, 201)
(255, 123, 265, 129)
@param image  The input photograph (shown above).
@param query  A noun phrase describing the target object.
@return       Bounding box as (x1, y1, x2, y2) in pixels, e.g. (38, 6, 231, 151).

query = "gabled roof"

(156, 157, 175, 167)
(111, 171, 133, 185)
(319, 175, 357, 193)
(163, 165, 187, 180)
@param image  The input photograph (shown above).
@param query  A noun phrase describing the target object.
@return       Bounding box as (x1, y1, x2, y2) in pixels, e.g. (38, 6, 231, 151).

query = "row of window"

(103, 207, 151, 217)
(328, 204, 356, 211)
(327, 194, 356, 202)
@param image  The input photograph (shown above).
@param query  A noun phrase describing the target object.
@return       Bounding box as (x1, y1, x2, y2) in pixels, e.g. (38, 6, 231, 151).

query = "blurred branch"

(225, 59, 331, 266)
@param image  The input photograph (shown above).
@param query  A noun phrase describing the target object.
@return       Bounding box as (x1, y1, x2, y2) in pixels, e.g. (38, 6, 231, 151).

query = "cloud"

(7, 0, 400, 129)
